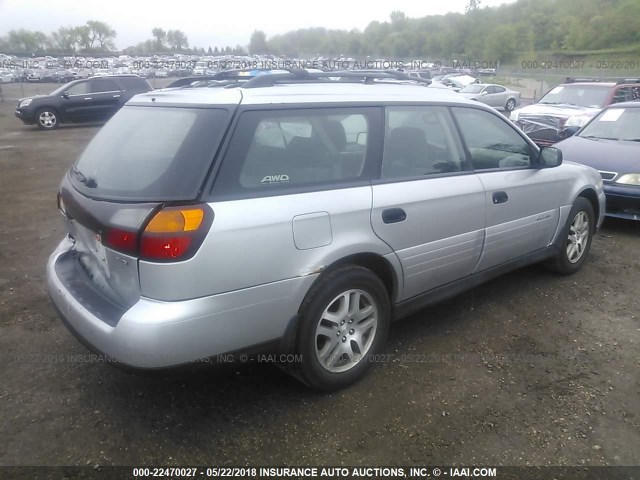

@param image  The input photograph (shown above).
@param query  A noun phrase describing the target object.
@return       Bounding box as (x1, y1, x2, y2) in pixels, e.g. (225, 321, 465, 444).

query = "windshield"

(460, 84, 485, 93)
(71, 106, 229, 201)
(578, 107, 640, 141)
(538, 85, 609, 108)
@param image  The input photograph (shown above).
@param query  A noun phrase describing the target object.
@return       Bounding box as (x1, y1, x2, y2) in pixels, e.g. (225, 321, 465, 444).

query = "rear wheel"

(545, 197, 594, 275)
(295, 266, 390, 391)
(505, 98, 517, 112)
(36, 107, 59, 130)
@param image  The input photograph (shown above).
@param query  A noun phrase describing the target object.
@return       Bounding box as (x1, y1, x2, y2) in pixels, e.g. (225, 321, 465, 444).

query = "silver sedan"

(459, 83, 521, 111)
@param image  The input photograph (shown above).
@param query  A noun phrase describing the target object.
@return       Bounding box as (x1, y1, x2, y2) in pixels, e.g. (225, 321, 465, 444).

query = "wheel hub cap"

(566, 211, 589, 264)
(39, 111, 56, 127)
(315, 289, 378, 373)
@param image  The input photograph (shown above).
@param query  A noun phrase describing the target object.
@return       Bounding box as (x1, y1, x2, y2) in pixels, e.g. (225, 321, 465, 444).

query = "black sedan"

(555, 101, 640, 221)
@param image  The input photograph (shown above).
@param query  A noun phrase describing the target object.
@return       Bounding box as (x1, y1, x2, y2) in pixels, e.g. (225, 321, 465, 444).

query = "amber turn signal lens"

(145, 208, 204, 233)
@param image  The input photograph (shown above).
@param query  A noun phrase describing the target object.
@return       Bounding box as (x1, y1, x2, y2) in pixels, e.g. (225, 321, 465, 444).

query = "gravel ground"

(0, 81, 638, 468)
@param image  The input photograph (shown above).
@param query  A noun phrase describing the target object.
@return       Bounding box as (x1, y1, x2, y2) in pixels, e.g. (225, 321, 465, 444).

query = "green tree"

(249, 30, 269, 54)
(167, 30, 188, 51)
(87, 20, 116, 51)
(152, 27, 167, 51)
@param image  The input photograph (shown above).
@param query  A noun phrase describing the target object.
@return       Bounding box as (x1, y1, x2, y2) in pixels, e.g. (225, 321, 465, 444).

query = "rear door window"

(90, 78, 120, 93)
(71, 106, 229, 201)
(212, 108, 378, 197)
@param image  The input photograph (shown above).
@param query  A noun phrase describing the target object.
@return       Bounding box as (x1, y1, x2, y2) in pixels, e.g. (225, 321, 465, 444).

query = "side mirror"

(539, 147, 563, 168)
(560, 126, 579, 139)
(480, 90, 488, 95)
(62, 92, 69, 98)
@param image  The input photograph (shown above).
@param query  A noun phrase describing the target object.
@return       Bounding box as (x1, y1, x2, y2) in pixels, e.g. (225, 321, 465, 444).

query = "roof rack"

(616, 78, 640, 85)
(564, 77, 601, 84)
(242, 69, 432, 88)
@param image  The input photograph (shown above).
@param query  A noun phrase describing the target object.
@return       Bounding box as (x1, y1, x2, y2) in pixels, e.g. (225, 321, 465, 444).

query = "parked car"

(15, 75, 152, 129)
(406, 70, 432, 80)
(26, 69, 44, 82)
(512, 78, 640, 146)
(431, 74, 479, 92)
(47, 71, 604, 390)
(458, 83, 521, 111)
(0, 70, 15, 83)
(48, 69, 76, 83)
(555, 101, 640, 221)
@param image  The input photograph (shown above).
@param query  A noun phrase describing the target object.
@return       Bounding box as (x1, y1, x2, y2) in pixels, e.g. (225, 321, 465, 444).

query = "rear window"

(538, 85, 610, 108)
(71, 106, 229, 201)
(117, 76, 151, 91)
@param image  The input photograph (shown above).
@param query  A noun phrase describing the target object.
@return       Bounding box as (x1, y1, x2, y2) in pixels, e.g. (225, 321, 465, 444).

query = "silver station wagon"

(47, 71, 605, 390)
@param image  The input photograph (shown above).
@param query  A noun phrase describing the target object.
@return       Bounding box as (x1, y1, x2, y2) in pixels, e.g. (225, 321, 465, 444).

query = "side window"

(452, 107, 533, 170)
(612, 87, 629, 104)
(493, 86, 506, 93)
(213, 108, 373, 195)
(485, 86, 496, 94)
(65, 82, 89, 95)
(91, 78, 120, 93)
(382, 106, 468, 179)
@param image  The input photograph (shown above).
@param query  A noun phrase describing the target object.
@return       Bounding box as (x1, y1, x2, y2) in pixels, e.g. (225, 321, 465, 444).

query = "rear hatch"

(58, 104, 231, 312)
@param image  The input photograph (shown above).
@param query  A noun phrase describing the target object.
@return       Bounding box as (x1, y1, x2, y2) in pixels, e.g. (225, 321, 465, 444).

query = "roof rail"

(616, 78, 640, 85)
(242, 69, 432, 88)
(565, 77, 601, 84)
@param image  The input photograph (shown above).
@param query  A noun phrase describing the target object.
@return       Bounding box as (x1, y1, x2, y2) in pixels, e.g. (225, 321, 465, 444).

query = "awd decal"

(261, 174, 290, 184)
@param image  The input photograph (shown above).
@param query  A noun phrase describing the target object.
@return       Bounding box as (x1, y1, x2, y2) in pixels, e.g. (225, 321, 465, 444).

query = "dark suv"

(512, 78, 640, 146)
(15, 75, 152, 130)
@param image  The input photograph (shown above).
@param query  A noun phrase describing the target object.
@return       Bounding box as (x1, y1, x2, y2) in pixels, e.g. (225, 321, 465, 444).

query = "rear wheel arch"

(325, 253, 397, 302)
(279, 253, 398, 357)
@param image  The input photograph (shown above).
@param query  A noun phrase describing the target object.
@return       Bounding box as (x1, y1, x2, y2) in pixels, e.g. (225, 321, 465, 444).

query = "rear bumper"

(47, 237, 317, 368)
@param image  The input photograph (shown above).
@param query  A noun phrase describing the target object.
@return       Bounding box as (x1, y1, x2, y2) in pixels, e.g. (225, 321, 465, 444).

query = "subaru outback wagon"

(47, 72, 605, 390)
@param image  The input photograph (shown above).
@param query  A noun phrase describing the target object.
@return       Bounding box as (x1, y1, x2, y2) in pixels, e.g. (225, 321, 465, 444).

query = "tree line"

(0, 22, 245, 56)
(250, 0, 640, 59)
(2, 0, 639, 58)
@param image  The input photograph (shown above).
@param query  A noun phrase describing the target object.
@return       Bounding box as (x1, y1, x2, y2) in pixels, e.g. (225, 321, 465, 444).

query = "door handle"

(382, 208, 407, 224)
(113, 94, 121, 98)
(492, 191, 509, 204)
(83, 97, 92, 100)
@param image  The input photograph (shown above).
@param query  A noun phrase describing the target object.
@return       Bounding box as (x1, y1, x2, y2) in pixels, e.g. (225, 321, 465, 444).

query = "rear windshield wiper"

(71, 166, 98, 188)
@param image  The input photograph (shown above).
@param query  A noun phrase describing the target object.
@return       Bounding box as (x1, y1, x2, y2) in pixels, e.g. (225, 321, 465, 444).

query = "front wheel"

(545, 197, 594, 275)
(36, 108, 59, 130)
(295, 266, 391, 391)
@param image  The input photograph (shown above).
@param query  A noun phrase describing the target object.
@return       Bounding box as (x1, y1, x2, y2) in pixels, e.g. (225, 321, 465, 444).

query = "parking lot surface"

(0, 82, 639, 467)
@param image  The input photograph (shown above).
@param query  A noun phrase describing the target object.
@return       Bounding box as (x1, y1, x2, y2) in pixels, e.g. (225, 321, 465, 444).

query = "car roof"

(606, 100, 640, 108)
(128, 82, 476, 106)
(564, 82, 616, 87)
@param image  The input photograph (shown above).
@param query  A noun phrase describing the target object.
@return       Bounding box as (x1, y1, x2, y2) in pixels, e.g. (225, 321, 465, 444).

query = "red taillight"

(139, 205, 211, 261)
(105, 228, 138, 255)
(99, 205, 211, 261)
(140, 235, 193, 259)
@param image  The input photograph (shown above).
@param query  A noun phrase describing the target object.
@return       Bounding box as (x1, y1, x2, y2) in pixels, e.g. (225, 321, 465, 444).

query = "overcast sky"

(1, 0, 516, 49)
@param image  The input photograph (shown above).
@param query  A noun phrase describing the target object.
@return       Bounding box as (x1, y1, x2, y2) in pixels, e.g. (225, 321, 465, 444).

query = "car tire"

(505, 98, 517, 111)
(295, 265, 391, 391)
(545, 197, 594, 275)
(36, 108, 59, 130)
